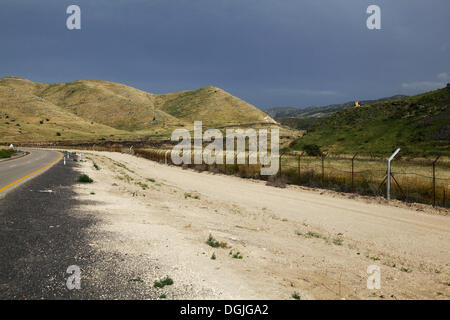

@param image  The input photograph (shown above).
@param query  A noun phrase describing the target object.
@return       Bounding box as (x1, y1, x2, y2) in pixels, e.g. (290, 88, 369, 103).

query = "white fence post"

(387, 148, 400, 200)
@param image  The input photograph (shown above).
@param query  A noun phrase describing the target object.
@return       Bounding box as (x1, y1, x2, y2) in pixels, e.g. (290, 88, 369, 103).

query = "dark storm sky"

(0, 0, 449, 109)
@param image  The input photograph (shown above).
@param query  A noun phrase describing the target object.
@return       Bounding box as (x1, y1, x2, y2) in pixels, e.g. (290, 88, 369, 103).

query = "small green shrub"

(78, 174, 93, 183)
(154, 276, 174, 288)
(206, 234, 228, 248)
(232, 251, 243, 259)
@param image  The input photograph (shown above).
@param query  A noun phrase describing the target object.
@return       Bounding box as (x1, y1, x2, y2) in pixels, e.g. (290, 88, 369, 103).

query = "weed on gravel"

(185, 192, 200, 200)
(206, 234, 228, 248)
(154, 276, 174, 288)
(292, 292, 301, 300)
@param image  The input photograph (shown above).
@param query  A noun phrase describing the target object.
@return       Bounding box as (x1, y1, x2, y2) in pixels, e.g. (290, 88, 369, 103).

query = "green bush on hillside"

(302, 144, 322, 156)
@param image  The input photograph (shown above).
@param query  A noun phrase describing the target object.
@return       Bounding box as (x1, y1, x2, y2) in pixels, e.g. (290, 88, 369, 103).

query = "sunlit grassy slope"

(0, 76, 278, 142)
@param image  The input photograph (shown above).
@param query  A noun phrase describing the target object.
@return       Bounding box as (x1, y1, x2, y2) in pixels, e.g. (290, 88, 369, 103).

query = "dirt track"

(71, 150, 449, 300)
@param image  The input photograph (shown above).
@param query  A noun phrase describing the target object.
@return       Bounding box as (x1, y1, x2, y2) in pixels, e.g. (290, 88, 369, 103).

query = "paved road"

(0, 149, 62, 196)
(0, 155, 99, 299)
(0, 152, 160, 299)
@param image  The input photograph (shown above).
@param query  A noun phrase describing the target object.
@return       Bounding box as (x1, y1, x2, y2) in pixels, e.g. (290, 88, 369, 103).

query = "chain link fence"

(61, 144, 450, 209)
(278, 153, 449, 208)
(128, 148, 449, 209)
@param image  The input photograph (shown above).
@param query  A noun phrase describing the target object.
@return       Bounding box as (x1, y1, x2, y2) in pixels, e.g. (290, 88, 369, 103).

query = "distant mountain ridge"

(266, 95, 408, 119)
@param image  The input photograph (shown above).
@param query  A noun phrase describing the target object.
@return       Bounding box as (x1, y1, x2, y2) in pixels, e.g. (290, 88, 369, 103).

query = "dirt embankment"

(70, 150, 450, 300)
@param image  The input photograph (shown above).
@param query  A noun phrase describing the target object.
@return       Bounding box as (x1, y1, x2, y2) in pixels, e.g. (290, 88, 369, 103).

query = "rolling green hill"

(289, 85, 450, 156)
(276, 117, 322, 131)
(0, 76, 279, 143)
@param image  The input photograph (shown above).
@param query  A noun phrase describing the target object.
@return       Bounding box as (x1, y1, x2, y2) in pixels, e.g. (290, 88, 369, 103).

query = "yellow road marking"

(0, 151, 63, 193)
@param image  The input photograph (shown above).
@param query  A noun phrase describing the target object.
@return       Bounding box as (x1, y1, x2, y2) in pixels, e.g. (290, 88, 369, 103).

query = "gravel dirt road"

(65, 150, 449, 300)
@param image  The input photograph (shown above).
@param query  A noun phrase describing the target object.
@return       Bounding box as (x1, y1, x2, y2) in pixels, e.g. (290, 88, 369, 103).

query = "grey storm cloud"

(0, 0, 449, 109)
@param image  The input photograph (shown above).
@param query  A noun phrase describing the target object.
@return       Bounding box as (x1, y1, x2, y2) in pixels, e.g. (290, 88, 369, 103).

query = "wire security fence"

(130, 148, 449, 209)
(57, 144, 450, 209)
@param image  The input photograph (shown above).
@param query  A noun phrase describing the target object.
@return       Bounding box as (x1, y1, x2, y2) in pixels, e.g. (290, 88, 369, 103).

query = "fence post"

(278, 154, 282, 177)
(351, 153, 358, 193)
(298, 152, 304, 184)
(223, 151, 227, 174)
(164, 150, 170, 165)
(387, 148, 401, 201)
(432, 156, 440, 207)
(443, 187, 446, 208)
(247, 151, 250, 170)
(321, 154, 326, 187)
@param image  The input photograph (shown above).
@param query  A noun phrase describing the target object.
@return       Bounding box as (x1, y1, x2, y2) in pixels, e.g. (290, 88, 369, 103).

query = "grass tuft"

(206, 234, 228, 248)
(231, 251, 243, 259)
(184, 192, 200, 199)
(306, 231, 325, 239)
(136, 182, 149, 190)
(154, 276, 174, 288)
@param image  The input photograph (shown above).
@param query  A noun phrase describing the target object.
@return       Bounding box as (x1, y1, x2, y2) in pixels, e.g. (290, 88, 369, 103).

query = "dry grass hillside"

(0, 76, 280, 143)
